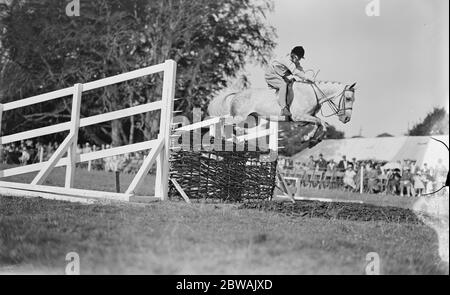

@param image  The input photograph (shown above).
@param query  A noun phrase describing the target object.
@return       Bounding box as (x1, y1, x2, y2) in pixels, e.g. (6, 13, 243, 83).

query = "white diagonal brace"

(31, 134, 75, 185)
(170, 178, 191, 204)
(126, 137, 165, 196)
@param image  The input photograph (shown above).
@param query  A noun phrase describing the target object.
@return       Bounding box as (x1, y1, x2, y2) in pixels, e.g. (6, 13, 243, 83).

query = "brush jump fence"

(168, 118, 280, 202)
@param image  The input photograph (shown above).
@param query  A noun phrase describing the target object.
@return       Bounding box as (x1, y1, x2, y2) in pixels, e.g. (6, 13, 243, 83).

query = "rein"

(309, 82, 353, 118)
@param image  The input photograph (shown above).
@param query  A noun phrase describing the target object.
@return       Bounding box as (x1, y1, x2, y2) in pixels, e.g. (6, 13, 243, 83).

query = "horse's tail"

(207, 91, 236, 117)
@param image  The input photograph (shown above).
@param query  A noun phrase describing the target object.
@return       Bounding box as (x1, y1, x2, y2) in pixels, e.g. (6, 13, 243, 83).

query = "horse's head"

(337, 82, 356, 124)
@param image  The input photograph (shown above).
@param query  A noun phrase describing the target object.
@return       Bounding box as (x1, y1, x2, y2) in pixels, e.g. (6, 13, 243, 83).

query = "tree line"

(2, 0, 446, 156)
(0, 0, 276, 146)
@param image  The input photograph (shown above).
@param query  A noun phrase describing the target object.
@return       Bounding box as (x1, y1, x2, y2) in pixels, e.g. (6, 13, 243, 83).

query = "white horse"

(208, 80, 356, 141)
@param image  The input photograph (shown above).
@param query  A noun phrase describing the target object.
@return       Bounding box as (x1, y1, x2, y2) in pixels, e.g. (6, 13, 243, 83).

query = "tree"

(1, 0, 146, 145)
(137, 0, 276, 139)
(408, 107, 449, 136)
(377, 133, 393, 137)
(0, 0, 276, 145)
(324, 125, 345, 139)
(279, 122, 344, 156)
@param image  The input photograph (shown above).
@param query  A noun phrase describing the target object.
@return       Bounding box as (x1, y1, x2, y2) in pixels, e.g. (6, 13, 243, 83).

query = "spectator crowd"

(280, 154, 448, 197)
(0, 140, 149, 174)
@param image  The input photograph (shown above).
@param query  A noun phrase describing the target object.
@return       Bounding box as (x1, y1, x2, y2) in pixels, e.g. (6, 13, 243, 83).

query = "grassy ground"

(0, 166, 448, 275)
(0, 197, 447, 275)
(287, 187, 420, 209)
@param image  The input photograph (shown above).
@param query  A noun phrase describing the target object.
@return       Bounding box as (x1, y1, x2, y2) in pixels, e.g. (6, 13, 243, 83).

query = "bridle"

(309, 82, 354, 118)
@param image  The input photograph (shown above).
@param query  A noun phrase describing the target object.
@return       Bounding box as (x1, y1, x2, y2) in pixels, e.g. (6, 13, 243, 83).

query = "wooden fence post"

(155, 60, 177, 201)
(39, 146, 44, 163)
(65, 83, 83, 188)
(0, 104, 3, 164)
(360, 166, 364, 194)
(115, 170, 120, 193)
(269, 117, 279, 152)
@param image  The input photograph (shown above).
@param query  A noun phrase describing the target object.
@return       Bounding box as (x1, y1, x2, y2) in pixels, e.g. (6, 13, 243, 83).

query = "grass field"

(0, 166, 448, 275)
(280, 186, 421, 209)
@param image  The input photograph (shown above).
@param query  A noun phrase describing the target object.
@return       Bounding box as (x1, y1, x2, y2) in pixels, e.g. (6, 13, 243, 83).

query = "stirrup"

(281, 106, 292, 117)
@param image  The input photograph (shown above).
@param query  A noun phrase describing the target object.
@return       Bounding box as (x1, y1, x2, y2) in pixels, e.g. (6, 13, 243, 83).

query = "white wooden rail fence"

(172, 115, 279, 152)
(0, 60, 177, 203)
(0, 59, 283, 204)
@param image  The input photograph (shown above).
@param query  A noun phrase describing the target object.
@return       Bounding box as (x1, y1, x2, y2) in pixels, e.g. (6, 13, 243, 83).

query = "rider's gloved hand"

(293, 74, 310, 83)
(286, 75, 296, 83)
(290, 75, 302, 82)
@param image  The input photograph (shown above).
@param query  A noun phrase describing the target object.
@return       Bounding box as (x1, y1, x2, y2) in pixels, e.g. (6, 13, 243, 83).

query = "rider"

(265, 46, 312, 117)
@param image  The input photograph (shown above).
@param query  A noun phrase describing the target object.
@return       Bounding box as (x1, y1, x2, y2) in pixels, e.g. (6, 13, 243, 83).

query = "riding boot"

(278, 84, 291, 117)
(281, 106, 291, 117)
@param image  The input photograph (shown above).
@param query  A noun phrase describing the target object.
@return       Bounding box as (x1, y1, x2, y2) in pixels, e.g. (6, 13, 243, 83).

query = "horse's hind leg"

(229, 102, 250, 128)
(223, 115, 246, 142)
(230, 114, 248, 125)
(292, 114, 322, 141)
(230, 91, 256, 121)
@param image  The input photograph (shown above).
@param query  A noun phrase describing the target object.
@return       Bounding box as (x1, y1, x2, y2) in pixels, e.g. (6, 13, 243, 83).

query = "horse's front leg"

(318, 118, 328, 133)
(292, 114, 322, 141)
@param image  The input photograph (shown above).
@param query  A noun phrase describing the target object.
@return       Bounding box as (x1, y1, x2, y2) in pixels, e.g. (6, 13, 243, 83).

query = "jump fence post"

(295, 177, 301, 197)
(0, 104, 3, 164)
(155, 60, 177, 201)
(65, 83, 83, 188)
(269, 117, 278, 151)
(209, 124, 216, 139)
(39, 146, 44, 162)
(360, 166, 364, 194)
(115, 170, 120, 193)
(256, 117, 266, 151)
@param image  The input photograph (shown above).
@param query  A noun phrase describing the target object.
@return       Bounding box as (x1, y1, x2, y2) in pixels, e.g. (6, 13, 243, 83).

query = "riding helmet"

(291, 46, 305, 59)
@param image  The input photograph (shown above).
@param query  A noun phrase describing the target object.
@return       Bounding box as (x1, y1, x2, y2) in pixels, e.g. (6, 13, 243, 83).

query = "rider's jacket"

(266, 54, 305, 82)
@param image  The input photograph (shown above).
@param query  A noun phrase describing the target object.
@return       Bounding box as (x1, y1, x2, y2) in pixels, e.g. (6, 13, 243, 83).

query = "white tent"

(421, 135, 449, 169)
(291, 135, 448, 169)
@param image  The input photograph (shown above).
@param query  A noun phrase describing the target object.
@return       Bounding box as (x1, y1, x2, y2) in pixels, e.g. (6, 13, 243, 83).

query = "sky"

(246, 0, 449, 138)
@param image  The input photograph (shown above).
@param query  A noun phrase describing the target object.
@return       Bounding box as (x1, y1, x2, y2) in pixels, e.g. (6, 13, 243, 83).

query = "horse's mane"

(314, 80, 344, 85)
